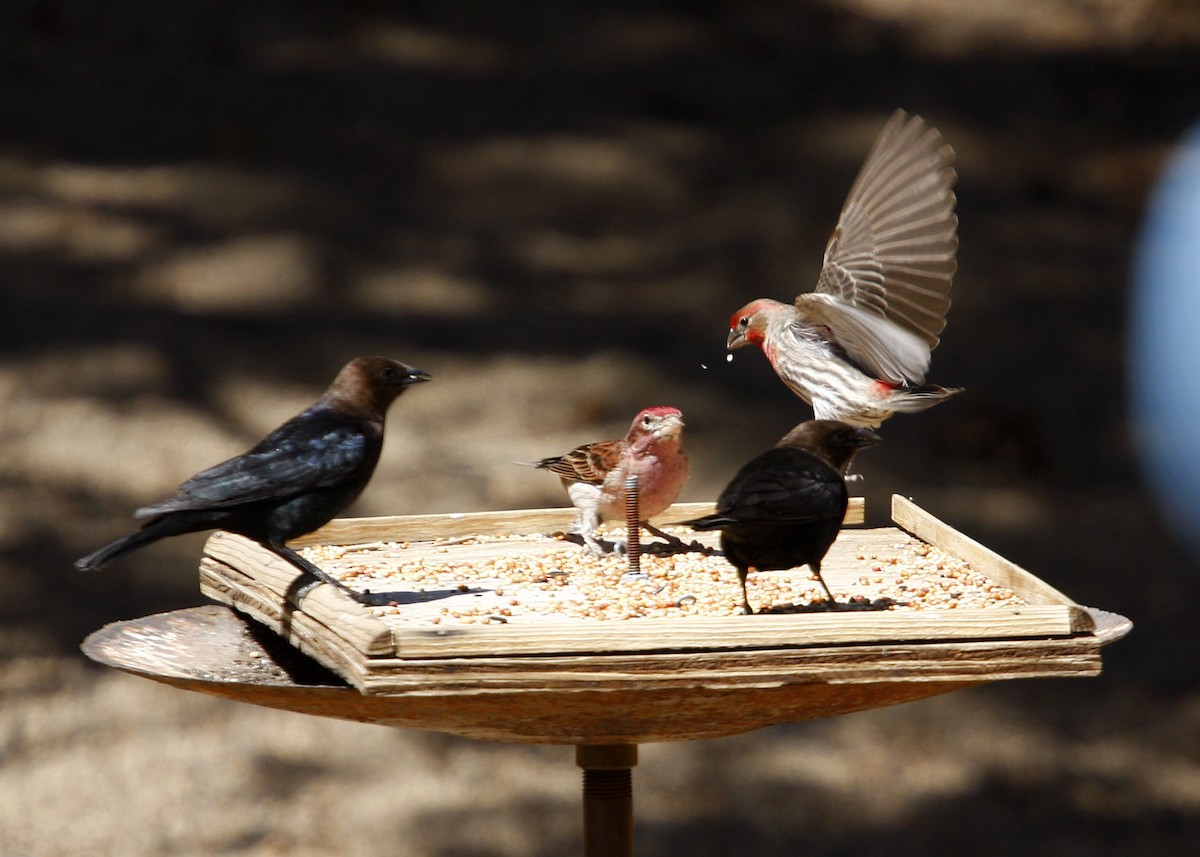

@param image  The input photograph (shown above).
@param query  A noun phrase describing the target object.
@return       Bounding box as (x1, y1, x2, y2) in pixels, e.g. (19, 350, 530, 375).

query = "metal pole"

(576, 744, 638, 857)
(624, 475, 642, 578)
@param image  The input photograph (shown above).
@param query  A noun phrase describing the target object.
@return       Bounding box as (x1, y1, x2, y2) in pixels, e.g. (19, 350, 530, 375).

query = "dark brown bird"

(681, 420, 879, 614)
(75, 357, 431, 602)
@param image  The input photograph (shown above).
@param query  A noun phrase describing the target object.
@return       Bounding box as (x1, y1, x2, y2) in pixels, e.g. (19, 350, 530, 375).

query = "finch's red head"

(727, 299, 782, 350)
(627, 406, 685, 445)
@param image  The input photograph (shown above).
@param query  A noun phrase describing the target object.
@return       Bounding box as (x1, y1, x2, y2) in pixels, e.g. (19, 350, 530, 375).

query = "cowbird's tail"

(74, 515, 195, 572)
(678, 513, 731, 532)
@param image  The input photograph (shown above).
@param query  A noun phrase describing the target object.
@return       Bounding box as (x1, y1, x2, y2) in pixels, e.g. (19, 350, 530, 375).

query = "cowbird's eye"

(382, 365, 401, 385)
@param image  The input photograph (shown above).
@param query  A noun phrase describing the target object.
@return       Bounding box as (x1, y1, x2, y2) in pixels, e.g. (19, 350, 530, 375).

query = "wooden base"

(81, 603, 1130, 745)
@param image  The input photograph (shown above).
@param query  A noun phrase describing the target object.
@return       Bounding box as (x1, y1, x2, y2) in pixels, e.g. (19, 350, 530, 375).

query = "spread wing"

(795, 292, 932, 385)
(136, 409, 378, 517)
(813, 110, 958, 349)
(532, 439, 622, 486)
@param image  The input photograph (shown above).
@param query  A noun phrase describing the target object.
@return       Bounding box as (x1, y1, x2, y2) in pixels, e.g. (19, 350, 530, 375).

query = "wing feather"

(813, 110, 958, 349)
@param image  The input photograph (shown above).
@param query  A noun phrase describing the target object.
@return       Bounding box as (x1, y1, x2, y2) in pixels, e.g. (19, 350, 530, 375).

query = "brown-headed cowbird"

(523, 406, 690, 553)
(75, 357, 430, 603)
(681, 420, 879, 614)
(726, 110, 962, 427)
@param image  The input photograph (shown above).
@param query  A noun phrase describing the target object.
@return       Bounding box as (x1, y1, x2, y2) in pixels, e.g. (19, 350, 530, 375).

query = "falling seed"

(726, 353, 734, 363)
(700, 363, 708, 370)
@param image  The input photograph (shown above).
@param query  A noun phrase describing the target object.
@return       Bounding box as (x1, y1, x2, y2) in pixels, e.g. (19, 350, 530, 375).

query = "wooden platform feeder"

(82, 495, 1130, 857)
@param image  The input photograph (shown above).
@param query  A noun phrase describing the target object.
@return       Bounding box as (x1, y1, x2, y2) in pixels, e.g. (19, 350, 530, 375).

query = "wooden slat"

(384, 605, 1082, 659)
(891, 495, 1094, 635)
(348, 636, 1103, 695)
(204, 532, 395, 657)
(289, 498, 866, 547)
(200, 559, 372, 683)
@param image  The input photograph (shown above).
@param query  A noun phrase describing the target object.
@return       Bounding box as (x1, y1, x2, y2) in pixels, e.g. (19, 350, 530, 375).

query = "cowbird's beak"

(401, 365, 432, 386)
(854, 428, 882, 449)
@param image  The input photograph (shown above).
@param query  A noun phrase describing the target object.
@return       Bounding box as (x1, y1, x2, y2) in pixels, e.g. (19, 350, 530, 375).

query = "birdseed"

(297, 525, 1026, 626)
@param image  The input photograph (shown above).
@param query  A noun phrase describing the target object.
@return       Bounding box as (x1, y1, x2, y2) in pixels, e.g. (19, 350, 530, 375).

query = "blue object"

(1131, 120, 1200, 555)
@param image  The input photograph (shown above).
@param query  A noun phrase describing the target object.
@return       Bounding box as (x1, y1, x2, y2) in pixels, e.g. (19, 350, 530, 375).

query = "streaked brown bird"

(726, 110, 962, 428)
(75, 357, 431, 603)
(681, 420, 879, 614)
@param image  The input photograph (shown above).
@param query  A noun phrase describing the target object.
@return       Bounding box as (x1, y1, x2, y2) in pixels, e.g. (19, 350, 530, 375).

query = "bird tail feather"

(74, 515, 194, 572)
(678, 514, 732, 531)
(886, 384, 963, 413)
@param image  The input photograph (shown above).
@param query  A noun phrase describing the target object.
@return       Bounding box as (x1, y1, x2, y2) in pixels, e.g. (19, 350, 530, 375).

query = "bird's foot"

(273, 542, 398, 607)
(640, 523, 711, 555)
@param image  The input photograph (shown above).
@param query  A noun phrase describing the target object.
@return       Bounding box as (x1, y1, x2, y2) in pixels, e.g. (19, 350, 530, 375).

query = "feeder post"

(576, 743, 638, 857)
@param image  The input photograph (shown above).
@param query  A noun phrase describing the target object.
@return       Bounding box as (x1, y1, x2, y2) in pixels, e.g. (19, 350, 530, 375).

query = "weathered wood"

(197, 497, 1118, 698)
(82, 606, 1126, 744)
(892, 495, 1090, 620)
(201, 526, 1084, 663)
(204, 532, 394, 656)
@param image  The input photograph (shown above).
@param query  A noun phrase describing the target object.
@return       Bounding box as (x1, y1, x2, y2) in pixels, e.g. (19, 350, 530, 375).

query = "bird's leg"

(640, 521, 707, 553)
(739, 570, 754, 615)
(811, 562, 837, 605)
(269, 541, 389, 606)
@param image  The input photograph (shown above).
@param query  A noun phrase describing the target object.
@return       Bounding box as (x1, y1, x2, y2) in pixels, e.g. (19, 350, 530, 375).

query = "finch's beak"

(656, 413, 685, 440)
(727, 328, 748, 350)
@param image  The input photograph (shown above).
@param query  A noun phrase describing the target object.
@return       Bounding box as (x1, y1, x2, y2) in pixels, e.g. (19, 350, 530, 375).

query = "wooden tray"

(199, 496, 1102, 699)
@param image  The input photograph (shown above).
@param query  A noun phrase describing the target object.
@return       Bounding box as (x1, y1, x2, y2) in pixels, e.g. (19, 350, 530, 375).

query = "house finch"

(76, 357, 431, 604)
(727, 110, 962, 428)
(525, 406, 690, 553)
(681, 420, 879, 614)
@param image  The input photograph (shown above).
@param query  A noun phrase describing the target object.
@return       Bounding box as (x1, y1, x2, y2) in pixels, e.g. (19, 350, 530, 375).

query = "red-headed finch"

(727, 110, 962, 428)
(681, 420, 879, 614)
(525, 406, 690, 553)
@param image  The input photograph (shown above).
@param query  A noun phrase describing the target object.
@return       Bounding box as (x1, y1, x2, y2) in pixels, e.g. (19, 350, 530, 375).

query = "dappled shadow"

(4, 1, 1200, 855)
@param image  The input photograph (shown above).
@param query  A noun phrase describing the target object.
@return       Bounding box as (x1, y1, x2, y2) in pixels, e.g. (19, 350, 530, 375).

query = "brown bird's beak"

(726, 328, 748, 350)
(400, 365, 432, 386)
(854, 428, 882, 449)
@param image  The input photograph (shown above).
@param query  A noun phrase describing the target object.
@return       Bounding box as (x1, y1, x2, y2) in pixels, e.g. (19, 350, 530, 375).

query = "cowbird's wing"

(136, 409, 379, 517)
(716, 448, 846, 524)
(533, 439, 621, 485)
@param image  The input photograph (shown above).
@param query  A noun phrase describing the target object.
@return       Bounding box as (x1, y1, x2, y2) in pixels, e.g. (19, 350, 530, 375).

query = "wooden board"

(198, 496, 1104, 696)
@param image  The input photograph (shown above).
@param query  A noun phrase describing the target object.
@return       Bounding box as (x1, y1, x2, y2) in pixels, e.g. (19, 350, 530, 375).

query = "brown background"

(3, 2, 1200, 854)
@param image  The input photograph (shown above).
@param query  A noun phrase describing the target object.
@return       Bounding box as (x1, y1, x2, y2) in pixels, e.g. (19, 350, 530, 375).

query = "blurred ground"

(3, 1, 1200, 854)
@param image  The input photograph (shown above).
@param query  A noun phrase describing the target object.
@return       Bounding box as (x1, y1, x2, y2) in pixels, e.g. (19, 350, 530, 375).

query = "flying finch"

(727, 110, 962, 428)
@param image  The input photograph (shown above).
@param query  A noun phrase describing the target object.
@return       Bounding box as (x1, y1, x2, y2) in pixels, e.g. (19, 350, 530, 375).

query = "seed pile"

(298, 526, 1025, 626)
